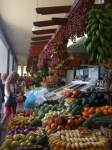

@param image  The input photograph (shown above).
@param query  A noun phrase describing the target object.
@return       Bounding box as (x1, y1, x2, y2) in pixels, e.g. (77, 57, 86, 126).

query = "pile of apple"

(45, 115, 84, 135)
(60, 89, 81, 105)
(59, 89, 81, 98)
(0, 129, 45, 150)
(41, 107, 74, 126)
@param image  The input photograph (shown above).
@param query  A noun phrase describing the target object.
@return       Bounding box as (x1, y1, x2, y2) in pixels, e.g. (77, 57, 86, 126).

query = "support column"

(21, 65, 24, 77)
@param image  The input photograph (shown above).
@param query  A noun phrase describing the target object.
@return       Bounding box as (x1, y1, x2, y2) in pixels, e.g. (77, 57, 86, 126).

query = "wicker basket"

(100, 125, 112, 140)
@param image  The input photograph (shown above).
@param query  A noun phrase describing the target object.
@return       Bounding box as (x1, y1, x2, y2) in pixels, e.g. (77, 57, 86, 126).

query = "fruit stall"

(1, 85, 112, 150)
(1, 0, 112, 150)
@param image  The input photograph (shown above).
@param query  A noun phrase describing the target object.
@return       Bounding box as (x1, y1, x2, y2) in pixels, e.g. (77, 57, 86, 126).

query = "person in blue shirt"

(0, 74, 7, 115)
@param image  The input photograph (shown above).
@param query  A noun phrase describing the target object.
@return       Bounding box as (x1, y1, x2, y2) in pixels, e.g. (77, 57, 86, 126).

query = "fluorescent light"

(32, 26, 41, 31)
(94, 0, 104, 4)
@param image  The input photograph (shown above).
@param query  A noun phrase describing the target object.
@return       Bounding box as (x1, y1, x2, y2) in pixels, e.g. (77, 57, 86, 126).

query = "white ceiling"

(0, 0, 74, 65)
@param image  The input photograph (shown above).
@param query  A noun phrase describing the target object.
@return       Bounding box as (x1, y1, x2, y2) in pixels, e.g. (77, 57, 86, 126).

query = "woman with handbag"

(0, 71, 19, 128)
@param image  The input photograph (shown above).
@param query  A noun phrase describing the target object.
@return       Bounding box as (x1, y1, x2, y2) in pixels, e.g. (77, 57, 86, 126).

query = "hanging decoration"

(69, 55, 82, 68)
(52, 0, 94, 43)
(37, 0, 94, 69)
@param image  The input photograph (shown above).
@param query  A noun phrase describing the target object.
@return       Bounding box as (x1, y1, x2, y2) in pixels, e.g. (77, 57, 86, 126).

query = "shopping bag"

(5, 94, 14, 106)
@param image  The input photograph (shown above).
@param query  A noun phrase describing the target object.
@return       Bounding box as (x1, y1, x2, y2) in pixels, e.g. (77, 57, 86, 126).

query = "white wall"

(0, 39, 8, 74)
(66, 70, 74, 84)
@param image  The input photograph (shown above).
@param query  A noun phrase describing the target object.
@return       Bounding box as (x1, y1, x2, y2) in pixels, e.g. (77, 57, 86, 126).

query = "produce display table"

(0, 84, 112, 150)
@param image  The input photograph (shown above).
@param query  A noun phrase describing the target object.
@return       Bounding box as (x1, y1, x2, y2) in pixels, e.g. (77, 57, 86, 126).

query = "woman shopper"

(0, 71, 19, 128)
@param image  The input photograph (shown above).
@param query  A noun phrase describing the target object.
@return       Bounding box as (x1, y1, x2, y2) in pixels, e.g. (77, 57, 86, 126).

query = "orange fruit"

(105, 105, 111, 110)
(88, 109, 95, 115)
(82, 111, 89, 118)
(102, 109, 109, 116)
(84, 107, 90, 112)
(101, 106, 106, 111)
(108, 108, 112, 114)
(95, 107, 101, 112)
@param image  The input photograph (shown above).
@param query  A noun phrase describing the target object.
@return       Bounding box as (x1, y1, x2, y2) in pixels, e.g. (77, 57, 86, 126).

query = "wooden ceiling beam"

(33, 18, 67, 27)
(36, 6, 71, 15)
(52, 17, 67, 25)
(28, 53, 41, 57)
(93, 4, 105, 9)
(31, 40, 49, 46)
(30, 45, 45, 49)
(33, 20, 56, 27)
(32, 28, 56, 35)
(29, 50, 42, 53)
(31, 35, 52, 41)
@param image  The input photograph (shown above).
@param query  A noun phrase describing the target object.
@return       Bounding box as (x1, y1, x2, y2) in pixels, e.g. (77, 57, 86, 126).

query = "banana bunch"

(52, 42, 69, 62)
(84, 3, 112, 64)
(49, 129, 110, 150)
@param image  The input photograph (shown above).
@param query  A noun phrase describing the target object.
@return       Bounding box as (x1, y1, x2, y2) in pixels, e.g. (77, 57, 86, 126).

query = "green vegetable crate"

(100, 125, 112, 140)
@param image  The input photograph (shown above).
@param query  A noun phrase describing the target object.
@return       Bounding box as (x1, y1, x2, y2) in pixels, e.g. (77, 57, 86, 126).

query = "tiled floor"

(0, 117, 8, 147)
(0, 128, 7, 146)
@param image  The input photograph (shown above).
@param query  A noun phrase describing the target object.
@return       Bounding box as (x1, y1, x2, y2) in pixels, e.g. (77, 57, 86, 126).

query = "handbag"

(5, 94, 14, 106)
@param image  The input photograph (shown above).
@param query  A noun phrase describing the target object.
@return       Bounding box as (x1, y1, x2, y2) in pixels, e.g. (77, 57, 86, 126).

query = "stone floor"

(0, 116, 8, 146)
(0, 128, 7, 146)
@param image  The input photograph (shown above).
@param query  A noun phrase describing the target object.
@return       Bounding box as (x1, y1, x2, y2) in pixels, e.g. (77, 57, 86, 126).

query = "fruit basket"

(100, 125, 112, 140)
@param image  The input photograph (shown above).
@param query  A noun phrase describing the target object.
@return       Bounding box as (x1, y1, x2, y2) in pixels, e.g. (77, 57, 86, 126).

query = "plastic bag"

(24, 90, 38, 109)
(24, 87, 48, 109)
(35, 94, 46, 106)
